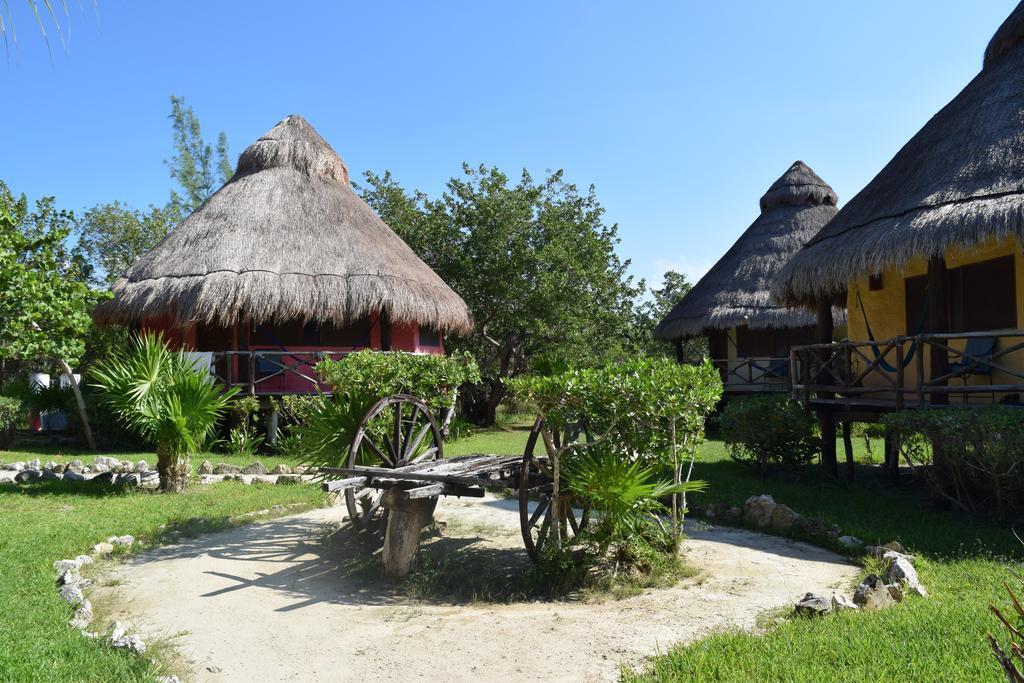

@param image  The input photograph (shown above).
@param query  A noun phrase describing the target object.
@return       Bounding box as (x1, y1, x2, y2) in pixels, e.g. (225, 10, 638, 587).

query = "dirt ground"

(92, 496, 858, 682)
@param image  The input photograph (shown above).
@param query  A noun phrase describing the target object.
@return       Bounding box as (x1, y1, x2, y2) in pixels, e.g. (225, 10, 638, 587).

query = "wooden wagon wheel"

(519, 415, 592, 562)
(345, 394, 444, 541)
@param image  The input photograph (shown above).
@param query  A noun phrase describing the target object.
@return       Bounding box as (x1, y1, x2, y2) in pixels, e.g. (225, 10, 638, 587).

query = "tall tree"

(75, 202, 174, 287)
(0, 181, 101, 448)
(360, 165, 644, 425)
(165, 95, 233, 218)
(633, 270, 707, 360)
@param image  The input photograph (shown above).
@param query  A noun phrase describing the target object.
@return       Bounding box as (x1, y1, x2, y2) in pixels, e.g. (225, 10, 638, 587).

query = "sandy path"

(92, 496, 858, 682)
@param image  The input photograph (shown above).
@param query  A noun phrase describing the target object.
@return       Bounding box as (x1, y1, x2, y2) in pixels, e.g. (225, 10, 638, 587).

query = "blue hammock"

(856, 289, 929, 374)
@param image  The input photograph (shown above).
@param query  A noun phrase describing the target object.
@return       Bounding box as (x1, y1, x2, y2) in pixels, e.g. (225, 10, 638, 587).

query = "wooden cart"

(319, 394, 590, 574)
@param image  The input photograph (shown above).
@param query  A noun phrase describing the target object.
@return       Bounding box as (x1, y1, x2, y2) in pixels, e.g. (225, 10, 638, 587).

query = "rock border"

(690, 494, 929, 618)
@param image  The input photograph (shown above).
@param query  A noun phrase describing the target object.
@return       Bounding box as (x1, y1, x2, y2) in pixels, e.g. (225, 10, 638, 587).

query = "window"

(418, 325, 441, 347)
(904, 255, 1017, 333)
(869, 274, 884, 291)
(253, 320, 319, 346)
(321, 317, 371, 347)
(735, 326, 774, 357)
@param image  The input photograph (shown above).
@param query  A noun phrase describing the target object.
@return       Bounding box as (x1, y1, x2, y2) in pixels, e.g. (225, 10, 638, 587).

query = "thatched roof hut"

(654, 161, 840, 340)
(95, 114, 473, 335)
(772, 1, 1024, 306)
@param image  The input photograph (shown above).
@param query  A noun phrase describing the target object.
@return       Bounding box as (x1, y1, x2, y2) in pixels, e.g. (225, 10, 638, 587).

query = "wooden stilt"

(884, 430, 900, 486)
(842, 420, 854, 482)
(380, 488, 436, 578)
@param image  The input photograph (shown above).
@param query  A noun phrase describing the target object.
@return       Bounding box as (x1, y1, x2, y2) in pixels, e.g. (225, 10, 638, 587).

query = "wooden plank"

(402, 483, 447, 499)
(321, 476, 367, 493)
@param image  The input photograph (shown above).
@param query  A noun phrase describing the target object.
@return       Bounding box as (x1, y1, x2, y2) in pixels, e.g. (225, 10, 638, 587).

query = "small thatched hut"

(771, 2, 1024, 402)
(654, 161, 841, 392)
(95, 114, 473, 394)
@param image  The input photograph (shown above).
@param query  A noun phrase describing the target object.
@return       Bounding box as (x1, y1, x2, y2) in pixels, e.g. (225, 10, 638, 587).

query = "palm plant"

(91, 332, 236, 492)
(565, 448, 707, 555)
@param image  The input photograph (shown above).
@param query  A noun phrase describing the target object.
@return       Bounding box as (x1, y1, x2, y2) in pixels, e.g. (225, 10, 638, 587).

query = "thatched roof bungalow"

(654, 161, 842, 392)
(95, 115, 473, 394)
(771, 2, 1024, 405)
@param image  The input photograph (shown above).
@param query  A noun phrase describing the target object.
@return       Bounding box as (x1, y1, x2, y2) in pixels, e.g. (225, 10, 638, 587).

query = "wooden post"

(674, 338, 684, 364)
(380, 488, 436, 578)
(884, 429, 901, 486)
(927, 256, 949, 405)
(815, 298, 837, 476)
(380, 311, 392, 351)
(266, 403, 279, 446)
(842, 420, 854, 482)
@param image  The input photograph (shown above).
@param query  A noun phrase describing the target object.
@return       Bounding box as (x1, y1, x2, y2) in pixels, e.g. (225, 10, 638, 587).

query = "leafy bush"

(0, 395, 21, 449)
(720, 395, 818, 473)
(317, 350, 480, 415)
(510, 357, 721, 567)
(297, 351, 481, 471)
(224, 396, 264, 457)
(92, 333, 237, 492)
(884, 407, 1024, 520)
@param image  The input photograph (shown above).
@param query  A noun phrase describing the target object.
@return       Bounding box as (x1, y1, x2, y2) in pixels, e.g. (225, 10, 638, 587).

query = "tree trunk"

(157, 443, 189, 493)
(57, 358, 96, 451)
(380, 488, 436, 578)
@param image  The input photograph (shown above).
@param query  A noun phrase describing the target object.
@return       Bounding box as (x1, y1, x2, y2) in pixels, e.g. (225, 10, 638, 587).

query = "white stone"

(135, 460, 149, 473)
(107, 620, 146, 655)
(54, 558, 83, 573)
(831, 593, 859, 611)
(26, 458, 41, 470)
(883, 552, 927, 597)
(70, 599, 93, 630)
(108, 535, 135, 547)
(91, 542, 114, 556)
(838, 535, 863, 549)
(59, 582, 84, 605)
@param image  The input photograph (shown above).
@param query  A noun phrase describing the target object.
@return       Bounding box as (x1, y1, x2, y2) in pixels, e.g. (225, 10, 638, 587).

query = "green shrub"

(92, 332, 237, 492)
(510, 357, 721, 570)
(884, 407, 1024, 520)
(317, 350, 480, 415)
(0, 395, 21, 449)
(298, 351, 481, 471)
(720, 395, 818, 473)
(224, 396, 263, 457)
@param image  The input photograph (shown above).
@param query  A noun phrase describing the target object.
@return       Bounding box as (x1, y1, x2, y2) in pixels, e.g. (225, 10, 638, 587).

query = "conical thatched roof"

(95, 115, 473, 335)
(654, 162, 840, 340)
(773, 2, 1024, 306)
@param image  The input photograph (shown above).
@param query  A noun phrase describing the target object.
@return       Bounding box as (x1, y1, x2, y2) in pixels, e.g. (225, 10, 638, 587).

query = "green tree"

(75, 202, 174, 286)
(166, 95, 233, 218)
(359, 165, 644, 425)
(0, 181, 102, 448)
(634, 270, 707, 360)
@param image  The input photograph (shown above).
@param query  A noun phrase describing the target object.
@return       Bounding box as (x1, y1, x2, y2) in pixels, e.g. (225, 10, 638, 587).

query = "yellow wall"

(846, 235, 1024, 395)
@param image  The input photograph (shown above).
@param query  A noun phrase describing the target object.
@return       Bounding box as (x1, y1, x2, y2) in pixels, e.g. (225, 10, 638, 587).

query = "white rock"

(883, 552, 927, 597)
(108, 535, 135, 547)
(107, 621, 146, 655)
(59, 582, 84, 605)
(69, 599, 93, 630)
(838, 535, 863, 549)
(67, 459, 84, 470)
(832, 593, 859, 611)
(44, 461, 60, 471)
(91, 542, 114, 557)
(75, 554, 93, 567)
(0, 471, 16, 484)
(157, 677, 181, 683)
(26, 458, 41, 470)
(63, 470, 88, 482)
(134, 460, 149, 473)
(53, 558, 83, 573)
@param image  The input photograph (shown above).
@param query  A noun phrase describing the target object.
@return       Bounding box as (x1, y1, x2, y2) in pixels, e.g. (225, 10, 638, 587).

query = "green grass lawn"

(0, 423, 1017, 681)
(628, 440, 1018, 682)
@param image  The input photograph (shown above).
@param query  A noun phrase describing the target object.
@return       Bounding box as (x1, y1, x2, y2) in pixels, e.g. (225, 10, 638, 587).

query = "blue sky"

(2, 1, 1018, 287)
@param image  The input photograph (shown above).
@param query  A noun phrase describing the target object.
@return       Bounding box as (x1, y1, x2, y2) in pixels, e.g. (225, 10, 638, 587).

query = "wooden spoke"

(343, 394, 444, 540)
(519, 414, 591, 562)
(528, 495, 550, 527)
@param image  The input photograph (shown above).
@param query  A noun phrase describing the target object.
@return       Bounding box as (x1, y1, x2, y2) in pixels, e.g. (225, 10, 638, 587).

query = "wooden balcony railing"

(791, 330, 1024, 409)
(202, 350, 352, 395)
(711, 357, 791, 393)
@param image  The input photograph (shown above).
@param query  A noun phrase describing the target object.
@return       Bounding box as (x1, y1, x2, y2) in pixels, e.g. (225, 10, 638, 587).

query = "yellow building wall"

(846, 235, 1024, 395)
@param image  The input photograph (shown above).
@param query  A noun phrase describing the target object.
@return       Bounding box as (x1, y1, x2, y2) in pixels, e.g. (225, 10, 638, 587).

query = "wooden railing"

(207, 350, 352, 395)
(791, 330, 1024, 408)
(711, 357, 791, 392)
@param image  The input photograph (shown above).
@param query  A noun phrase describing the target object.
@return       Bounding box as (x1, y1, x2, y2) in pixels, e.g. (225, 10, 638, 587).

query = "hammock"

(855, 289, 929, 373)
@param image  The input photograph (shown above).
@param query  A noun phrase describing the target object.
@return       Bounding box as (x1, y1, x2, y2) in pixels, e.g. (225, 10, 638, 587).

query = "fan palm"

(92, 332, 236, 492)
